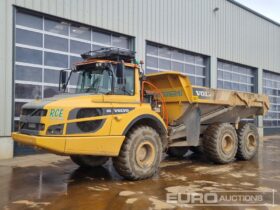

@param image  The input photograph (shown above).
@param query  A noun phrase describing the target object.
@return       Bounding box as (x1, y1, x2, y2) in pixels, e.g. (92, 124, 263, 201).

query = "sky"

(235, 0, 280, 24)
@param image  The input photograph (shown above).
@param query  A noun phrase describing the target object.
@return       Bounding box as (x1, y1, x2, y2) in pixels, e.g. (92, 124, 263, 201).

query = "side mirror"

(59, 70, 67, 91)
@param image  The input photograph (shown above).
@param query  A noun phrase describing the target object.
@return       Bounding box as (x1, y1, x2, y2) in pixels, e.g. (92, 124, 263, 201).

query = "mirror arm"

(59, 70, 63, 91)
(63, 70, 73, 93)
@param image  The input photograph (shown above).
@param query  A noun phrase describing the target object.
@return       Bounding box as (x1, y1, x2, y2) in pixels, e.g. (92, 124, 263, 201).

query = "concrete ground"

(0, 138, 280, 210)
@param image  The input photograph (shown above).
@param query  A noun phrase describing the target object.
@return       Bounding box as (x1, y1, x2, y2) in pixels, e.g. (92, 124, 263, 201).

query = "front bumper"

(12, 132, 125, 156)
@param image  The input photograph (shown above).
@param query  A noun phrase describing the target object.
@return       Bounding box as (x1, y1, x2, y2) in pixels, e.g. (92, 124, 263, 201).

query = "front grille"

(21, 109, 47, 116)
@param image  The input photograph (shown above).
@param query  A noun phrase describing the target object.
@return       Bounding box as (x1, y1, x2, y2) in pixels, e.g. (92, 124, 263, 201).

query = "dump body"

(145, 72, 269, 126)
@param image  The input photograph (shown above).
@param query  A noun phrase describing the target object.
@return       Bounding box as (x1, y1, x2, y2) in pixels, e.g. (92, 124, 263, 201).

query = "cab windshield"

(75, 64, 135, 95)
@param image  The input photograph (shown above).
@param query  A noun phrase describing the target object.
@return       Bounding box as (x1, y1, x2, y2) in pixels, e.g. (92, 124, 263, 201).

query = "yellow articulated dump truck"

(12, 48, 269, 180)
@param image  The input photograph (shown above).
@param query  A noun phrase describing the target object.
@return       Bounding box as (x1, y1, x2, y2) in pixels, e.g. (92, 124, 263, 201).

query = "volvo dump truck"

(12, 48, 269, 180)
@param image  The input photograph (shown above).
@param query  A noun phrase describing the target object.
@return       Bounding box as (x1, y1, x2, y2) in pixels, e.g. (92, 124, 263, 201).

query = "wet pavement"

(1, 138, 280, 210)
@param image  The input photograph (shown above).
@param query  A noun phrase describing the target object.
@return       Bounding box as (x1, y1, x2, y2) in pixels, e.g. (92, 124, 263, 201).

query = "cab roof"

(145, 71, 186, 78)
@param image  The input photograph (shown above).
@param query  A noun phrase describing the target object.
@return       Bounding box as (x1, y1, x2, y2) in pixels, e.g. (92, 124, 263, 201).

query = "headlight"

(47, 124, 64, 135)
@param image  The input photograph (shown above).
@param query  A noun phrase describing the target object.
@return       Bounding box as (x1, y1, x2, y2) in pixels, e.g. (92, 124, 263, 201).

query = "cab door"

(104, 66, 140, 135)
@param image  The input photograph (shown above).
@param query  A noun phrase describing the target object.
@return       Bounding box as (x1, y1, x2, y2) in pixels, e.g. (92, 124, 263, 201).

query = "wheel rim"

(136, 141, 156, 168)
(221, 134, 234, 155)
(246, 133, 257, 152)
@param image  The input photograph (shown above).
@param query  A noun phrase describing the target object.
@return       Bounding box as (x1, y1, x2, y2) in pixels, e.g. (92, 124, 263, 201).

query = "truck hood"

(22, 93, 104, 109)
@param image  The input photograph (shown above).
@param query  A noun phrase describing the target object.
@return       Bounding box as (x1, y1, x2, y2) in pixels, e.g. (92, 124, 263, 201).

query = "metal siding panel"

(155, 0, 161, 42)
(101, 0, 108, 28)
(41, 0, 49, 13)
(15, 0, 25, 6)
(76, 0, 84, 23)
(32, 0, 41, 11)
(95, 0, 102, 27)
(140, 0, 145, 39)
(162, 0, 166, 44)
(48, 0, 57, 15)
(85, 0, 90, 24)
(106, 0, 112, 29)
(112, 0, 118, 32)
(1, 1, 14, 136)
(198, 0, 203, 53)
(178, 0, 183, 47)
(269, 25, 275, 68)
(168, 0, 173, 45)
(5, 3, 13, 136)
(119, 0, 125, 32)
(159, 0, 163, 43)
(63, 0, 71, 19)
(202, 0, 209, 54)
(176, 0, 181, 47)
(138, 0, 144, 60)
(55, 0, 64, 18)
(147, 0, 152, 40)
(186, 0, 192, 50)
(275, 29, 280, 71)
(0, 0, 7, 136)
(70, 0, 78, 22)
(23, 0, 33, 9)
(181, 0, 185, 48)
(7, 0, 280, 72)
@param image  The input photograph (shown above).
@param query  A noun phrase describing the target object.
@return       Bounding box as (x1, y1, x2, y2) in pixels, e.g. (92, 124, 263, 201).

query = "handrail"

(141, 81, 169, 126)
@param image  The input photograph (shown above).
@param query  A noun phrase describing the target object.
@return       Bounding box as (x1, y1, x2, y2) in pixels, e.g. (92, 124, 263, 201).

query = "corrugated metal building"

(0, 0, 280, 159)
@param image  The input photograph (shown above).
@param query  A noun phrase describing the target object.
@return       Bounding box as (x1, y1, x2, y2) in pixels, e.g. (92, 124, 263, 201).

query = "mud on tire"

(113, 126, 162, 180)
(70, 155, 109, 167)
(203, 123, 238, 164)
(236, 123, 259, 160)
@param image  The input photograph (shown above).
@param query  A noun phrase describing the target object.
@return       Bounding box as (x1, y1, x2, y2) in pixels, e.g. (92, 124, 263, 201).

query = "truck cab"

(12, 48, 167, 180)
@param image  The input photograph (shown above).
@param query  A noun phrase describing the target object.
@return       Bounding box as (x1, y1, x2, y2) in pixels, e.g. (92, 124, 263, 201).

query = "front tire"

(236, 123, 259, 160)
(70, 155, 109, 167)
(203, 123, 238, 164)
(113, 126, 162, 180)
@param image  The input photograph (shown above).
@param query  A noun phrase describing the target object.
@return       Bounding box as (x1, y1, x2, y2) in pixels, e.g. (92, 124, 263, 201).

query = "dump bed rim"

(145, 71, 186, 77)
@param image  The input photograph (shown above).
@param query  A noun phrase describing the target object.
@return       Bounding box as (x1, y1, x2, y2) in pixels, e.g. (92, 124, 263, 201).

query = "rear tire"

(167, 147, 189, 158)
(236, 123, 259, 160)
(113, 126, 162, 180)
(70, 155, 109, 167)
(203, 123, 238, 164)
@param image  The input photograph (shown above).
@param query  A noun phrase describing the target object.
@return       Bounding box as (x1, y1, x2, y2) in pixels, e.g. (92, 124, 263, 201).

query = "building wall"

(0, 0, 280, 158)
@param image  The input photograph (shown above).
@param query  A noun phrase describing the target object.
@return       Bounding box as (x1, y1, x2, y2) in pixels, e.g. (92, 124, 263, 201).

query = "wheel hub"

(136, 141, 155, 168)
(221, 134, 234, 154)
(246, 133, 256, 152)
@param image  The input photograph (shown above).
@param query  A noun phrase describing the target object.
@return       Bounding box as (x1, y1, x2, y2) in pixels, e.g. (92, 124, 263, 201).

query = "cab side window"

(124, 67, 135, 95)
(115, 67, 135, 95)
